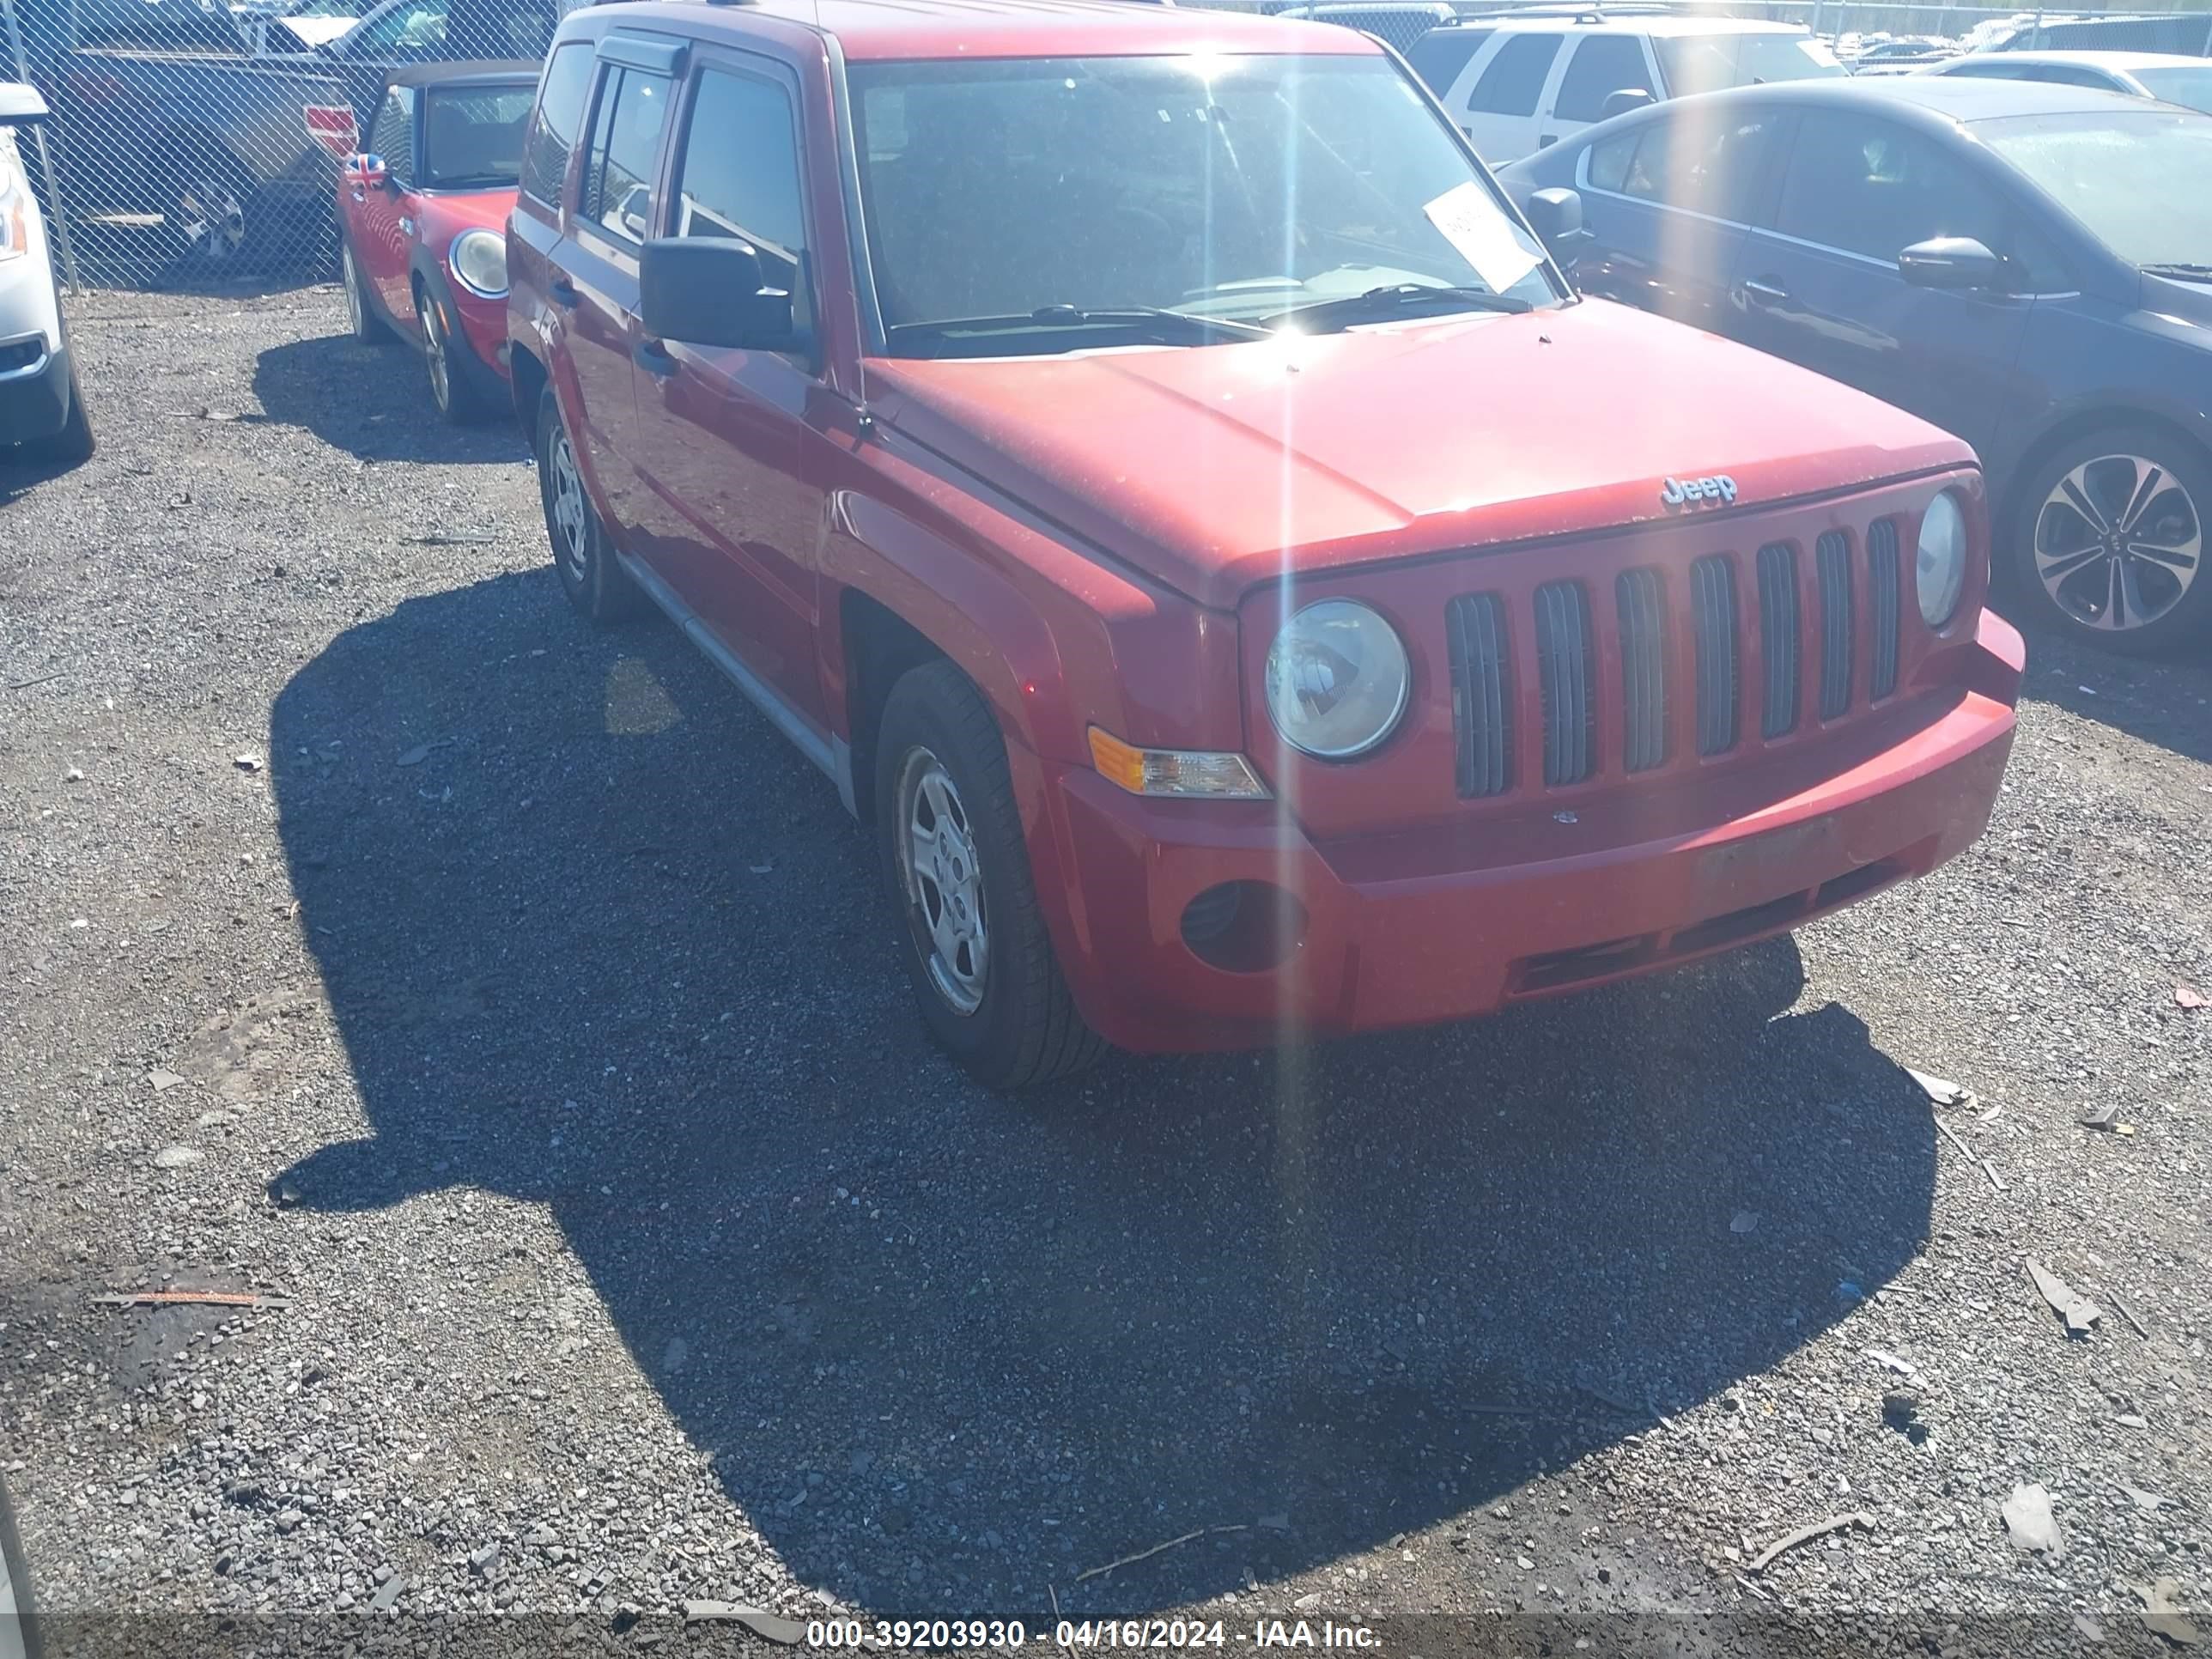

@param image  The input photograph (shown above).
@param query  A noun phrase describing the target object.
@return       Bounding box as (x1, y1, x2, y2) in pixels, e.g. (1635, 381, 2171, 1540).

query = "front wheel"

(875, 661, 1105, 1089)
(421, 289, 496, 426)
(2012, 427, 2209, 656)
(24, 357, 94, 470)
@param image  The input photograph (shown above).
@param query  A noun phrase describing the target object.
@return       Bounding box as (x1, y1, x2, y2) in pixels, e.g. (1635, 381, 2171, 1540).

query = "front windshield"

(1654, 33, 1845, 97)
(849, 53, 1559, 356)
(420, 84, 533, 187)
(2136, 66, 2212, 116)
(1979, 109, 2212, 266)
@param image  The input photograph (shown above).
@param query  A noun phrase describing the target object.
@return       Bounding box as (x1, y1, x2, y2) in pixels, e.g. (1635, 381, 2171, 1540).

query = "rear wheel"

(342, 244, 393, 344)
(2012, 426, 2210, 656)
(536, 384, 643, 624)
(875, 660, 1105, 1089)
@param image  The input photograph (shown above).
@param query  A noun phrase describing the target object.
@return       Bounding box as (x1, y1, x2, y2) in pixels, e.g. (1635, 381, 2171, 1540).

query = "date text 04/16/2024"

(803, 1620, 1383, 1650)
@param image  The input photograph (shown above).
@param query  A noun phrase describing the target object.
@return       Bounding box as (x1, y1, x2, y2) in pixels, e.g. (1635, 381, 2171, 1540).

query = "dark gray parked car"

(1502, 77, 2212, 654)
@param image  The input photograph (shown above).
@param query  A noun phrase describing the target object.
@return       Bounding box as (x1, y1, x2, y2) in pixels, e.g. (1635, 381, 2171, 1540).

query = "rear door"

(1537, 32, 1658, 151)
(625, 50, 833, 726)
(1456, 29, 1565, 162)
(560, 39, 680, 539)
(1403, 25, 1492, 106)
(1731, 108, 2037, 456)
(1569, 102, 1790, 336)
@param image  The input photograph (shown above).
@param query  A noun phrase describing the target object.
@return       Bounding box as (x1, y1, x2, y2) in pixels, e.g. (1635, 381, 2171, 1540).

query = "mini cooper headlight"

(449, 228, 507, 300)
(1264, 599, 1412, 760)
(1917, 489, 1968, 628)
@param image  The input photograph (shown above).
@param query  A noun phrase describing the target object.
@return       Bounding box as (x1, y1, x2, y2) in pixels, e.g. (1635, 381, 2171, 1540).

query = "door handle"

(1741, 276, 1790, 306)
(634, 337, 676, 377)
(1537, 134, 1558, 149)
(550, 276, 580, 309)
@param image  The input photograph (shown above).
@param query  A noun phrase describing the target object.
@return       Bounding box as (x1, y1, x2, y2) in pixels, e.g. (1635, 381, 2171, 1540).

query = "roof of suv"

(1474, 13, 1813, 35)
(578, 0, 1376, 61)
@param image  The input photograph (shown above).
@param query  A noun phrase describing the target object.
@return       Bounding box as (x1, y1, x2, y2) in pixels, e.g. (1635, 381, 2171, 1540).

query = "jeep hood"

(866, 297, 1972, 611)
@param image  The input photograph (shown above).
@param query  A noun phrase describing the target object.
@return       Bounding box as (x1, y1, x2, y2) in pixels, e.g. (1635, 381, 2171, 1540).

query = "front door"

(626, 54, 830, 727)
(1730, 109, 2036, 457)
(560, 56, 675, 539)
(350, 84, 416, 324)
(1536, 32, 1657, 154)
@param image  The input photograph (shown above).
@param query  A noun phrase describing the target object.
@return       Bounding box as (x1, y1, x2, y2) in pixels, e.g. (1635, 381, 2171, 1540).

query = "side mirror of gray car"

(638, 238, 794, 352)
(1524, 186, 1590, 259)
(1898, 236, 2005, 290)
(1601, 88, 1656, 120)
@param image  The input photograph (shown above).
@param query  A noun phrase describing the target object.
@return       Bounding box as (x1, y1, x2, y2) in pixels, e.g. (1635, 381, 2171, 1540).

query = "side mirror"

(1601, 88, 1656, 120)
(1898, 235, 2004, 290)
(639, 237, 795, 352)
(0, 83, 52, 127)
(343, 152, 390, 191)
(1524, 186, 1590, 259)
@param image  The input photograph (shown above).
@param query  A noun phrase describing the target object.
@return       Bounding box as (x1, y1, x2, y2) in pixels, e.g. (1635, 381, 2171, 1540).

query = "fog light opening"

(1179, 881, 1307, 973)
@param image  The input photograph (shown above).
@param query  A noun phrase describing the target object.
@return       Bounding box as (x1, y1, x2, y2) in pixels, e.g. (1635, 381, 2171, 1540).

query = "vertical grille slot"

(1756, 542, 1801, 739)
(1691, 554, 1739, 757)
(1615, 568, 1668, 773)
(1446, 592, 1514, 799)
(1534, 580, 1595, 787)
(1816, 530, 1854, 720)
(1869, 519, 1901, 700)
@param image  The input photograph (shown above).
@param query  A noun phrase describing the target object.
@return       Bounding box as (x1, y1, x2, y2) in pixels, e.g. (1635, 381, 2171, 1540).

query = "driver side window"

(1776, 112, 2006, 264)
(369, 87, 415, 184)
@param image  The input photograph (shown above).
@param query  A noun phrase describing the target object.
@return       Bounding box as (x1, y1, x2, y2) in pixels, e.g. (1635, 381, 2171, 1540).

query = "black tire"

(23, 358, 94, 471)
(342, 243, 395, 344)
(2009, 424, 2212, 657)
(874, 660, 1106, 1089)
(535, 384, 644, 624)
(419, 283, 498, 426)
(158, 149, 252, 276)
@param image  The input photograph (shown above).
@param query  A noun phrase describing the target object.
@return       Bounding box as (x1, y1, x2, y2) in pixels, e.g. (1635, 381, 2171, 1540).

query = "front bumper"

(1030, 612, 2021, 1054)
(0, 337, 72, 447)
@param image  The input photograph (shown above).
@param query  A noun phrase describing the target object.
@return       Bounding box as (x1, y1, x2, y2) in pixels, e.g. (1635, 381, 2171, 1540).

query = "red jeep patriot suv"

(507, 0, 2024, 1087)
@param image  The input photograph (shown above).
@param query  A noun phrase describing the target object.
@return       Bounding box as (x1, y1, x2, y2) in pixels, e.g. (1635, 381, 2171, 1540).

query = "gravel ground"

(2, 286, 2209, 1657)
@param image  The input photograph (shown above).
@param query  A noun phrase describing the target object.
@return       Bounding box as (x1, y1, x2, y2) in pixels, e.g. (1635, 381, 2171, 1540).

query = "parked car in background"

(1405, 11, 1844, 161)
(1844, 37, 1957, 75)
(17, 0, 556, 274)
(337, 59, 530, 421)
(1922, 50, 2212, 114)
(1272, 2, 1457, 55)
(1501, 77, 2212, 653)
(511, 0, 2021, 1085)
(1977, 12, 2212, 56)
(0, 83, 94, 467)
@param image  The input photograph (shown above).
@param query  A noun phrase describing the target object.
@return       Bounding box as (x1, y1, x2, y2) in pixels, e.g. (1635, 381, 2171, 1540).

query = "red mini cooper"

(337, 60, 539, 423)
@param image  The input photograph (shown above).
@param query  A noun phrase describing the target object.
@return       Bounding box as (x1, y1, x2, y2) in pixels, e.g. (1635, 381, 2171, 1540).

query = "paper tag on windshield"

(1423, 181, 1540, 298)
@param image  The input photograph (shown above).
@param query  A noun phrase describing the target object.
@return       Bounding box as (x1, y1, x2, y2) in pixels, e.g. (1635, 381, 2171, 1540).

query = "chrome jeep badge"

(1661, 474, 1739, 507)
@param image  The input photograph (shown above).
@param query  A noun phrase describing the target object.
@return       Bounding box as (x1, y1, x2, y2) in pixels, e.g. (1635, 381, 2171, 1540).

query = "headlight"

(1264, 599, 1412, 760)
(448, 228, 507, 299)
(1916, 489, 1968, 628)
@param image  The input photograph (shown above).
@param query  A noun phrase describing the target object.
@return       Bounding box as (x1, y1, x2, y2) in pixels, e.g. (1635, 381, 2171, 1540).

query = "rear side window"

(671, 67, 812, 335)
(370, 86, 415, 182)
(1405, 26, 1492, 97)
(1610, 108, 1782, 222)
(1552, 34, 1654, 124)
(580, 65, 674, 241)
(519, 40, 592, 205)
(1467, 33, 1563, 117)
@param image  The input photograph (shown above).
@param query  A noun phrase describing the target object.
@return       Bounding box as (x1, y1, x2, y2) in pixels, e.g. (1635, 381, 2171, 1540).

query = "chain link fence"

(0, 0, 574, 290)
(4, 0, 2209, 291)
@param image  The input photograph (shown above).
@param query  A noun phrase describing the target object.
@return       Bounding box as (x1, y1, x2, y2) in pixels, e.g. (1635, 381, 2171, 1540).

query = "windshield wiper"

(886, 304, 1272, 351)
(1260, 283, 1534, 331)
(2142, 262, 2212, 281)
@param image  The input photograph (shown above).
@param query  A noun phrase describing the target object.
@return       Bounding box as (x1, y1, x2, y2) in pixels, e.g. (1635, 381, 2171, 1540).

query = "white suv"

(1, 83, 93, 470)
(1406, 10, 1847, 162)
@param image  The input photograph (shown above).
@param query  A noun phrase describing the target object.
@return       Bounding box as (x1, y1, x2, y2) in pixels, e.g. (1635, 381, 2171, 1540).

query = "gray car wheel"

(2018, 428, 2209, 656)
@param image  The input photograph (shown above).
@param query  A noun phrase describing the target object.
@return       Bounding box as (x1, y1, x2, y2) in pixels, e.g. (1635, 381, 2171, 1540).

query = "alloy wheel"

(175, 178, 246, 263)
(2033, 453, 2202, 634)
(547, 423, 590, 585)
(343, 249, 364, 336)
(895, 748, 988, 1017)
(422, 302, 452, 413)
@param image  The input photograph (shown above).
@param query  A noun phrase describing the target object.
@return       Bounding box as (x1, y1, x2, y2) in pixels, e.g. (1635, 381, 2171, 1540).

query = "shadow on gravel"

(1993, 597, 2212, 768)
(269, 570, 1938, 1616)
(251, 335, 526, 466)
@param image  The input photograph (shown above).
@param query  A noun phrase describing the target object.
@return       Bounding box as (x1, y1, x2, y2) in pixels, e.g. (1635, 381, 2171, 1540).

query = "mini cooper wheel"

(342, 245, 393, 344)
(421, 289, 495, 425)
(874, 660, 1104, 1089)
(2015, 427, 2210, 656)
(536, 384, 643, 624)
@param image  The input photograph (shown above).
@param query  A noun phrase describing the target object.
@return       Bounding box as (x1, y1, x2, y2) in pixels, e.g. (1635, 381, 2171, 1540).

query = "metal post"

(2030, 4, 2044, 49)
(0, 0, 79, 294)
